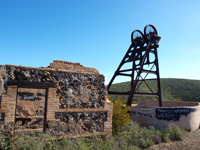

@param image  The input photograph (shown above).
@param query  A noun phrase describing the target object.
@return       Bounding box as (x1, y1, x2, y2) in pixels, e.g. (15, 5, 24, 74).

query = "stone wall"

(47, 111, 107, 136)
(0, 60, 113, 137)
(0, 60, 106, 108)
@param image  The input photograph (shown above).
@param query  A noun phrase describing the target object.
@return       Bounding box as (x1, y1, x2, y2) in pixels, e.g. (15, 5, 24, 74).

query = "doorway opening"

(14, 87, 47, 134)
(7, 81, 56, 134)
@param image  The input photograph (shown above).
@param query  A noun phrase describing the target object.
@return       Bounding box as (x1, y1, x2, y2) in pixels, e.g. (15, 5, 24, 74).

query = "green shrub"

(112, 97, 130, 135)
(0, 119, 184, 150)
(12, 133, 51, 150)
(115, 122, 163, 149)
(74, 137, 90, 150)
(53, 137, 74, 150)
(87, 134, 116, 150)
(168, 124, 183, 141)
(160, 129, 170, 143)
(0, 124, 17, 150)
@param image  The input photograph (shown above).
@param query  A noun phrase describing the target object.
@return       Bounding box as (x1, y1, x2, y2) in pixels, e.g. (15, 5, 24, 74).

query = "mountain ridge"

(108, 78, 200, 102)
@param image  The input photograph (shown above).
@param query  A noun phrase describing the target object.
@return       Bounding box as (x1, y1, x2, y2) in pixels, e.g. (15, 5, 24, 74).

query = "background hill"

(108, 78, 200, 102)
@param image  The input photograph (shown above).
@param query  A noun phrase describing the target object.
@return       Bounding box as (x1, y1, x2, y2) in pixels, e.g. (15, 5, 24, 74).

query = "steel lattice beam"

(107, 24, 162, 107)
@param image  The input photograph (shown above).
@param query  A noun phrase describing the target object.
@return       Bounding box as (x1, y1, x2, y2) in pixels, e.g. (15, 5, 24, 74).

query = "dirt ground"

(147, 129, 200, 150)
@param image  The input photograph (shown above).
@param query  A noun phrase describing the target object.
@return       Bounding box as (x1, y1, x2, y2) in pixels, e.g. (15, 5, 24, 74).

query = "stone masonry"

(0, 60, 113, 137)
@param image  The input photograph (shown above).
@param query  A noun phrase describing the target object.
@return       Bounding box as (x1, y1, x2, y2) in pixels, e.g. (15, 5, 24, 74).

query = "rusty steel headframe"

(107, 24, 162, 107)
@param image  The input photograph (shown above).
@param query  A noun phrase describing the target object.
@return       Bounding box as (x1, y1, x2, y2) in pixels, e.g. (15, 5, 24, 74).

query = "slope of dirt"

(147, 129, 200, 150)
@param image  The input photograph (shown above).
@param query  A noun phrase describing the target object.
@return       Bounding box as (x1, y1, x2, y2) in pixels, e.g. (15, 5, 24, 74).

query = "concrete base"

(129, 100, 200, 131)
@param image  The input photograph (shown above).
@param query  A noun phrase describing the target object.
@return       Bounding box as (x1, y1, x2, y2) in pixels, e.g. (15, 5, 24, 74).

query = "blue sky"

(0, 0, 200, 84)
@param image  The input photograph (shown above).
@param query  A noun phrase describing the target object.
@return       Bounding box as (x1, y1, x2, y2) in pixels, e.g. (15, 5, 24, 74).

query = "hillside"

(108, 78, 200, 102)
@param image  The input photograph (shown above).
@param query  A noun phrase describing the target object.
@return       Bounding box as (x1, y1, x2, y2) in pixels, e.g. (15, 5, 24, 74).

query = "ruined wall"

(0, 60, 106, 108)
(47, 111, 107, 136)
(0, 60, 113, 137)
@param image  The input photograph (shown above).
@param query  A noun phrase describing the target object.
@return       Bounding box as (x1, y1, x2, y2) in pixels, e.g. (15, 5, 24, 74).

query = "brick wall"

(1, 86, 17, 124)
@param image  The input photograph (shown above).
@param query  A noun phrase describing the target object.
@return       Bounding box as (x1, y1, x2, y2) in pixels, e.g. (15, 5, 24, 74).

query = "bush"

(12, 133, 51, 150)
(0, 124, 17, 150)
(0, 122, 184, 150)
(112, 97, 130, 135)
(115, 122, 162, 149)
(160, 129, 170, 143)
(167, 123, 183, 141)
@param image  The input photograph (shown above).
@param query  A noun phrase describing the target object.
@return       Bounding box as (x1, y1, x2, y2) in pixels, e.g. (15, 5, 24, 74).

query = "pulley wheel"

(144, 24, 157, 40)
(131, 30, 144, 44)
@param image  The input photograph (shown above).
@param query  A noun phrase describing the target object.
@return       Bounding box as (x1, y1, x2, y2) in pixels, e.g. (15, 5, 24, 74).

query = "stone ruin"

(0, 60, 113, 138)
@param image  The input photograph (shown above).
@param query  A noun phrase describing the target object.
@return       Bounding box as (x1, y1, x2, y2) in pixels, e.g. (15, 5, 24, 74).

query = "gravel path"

(147, 129, 200, 150)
